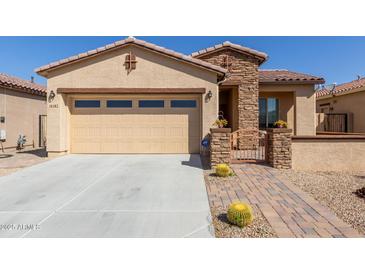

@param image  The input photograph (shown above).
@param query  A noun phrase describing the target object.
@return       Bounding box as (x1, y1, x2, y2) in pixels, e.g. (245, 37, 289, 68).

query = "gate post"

(210, 128, 231, 168)
(266, 128, 292, 169)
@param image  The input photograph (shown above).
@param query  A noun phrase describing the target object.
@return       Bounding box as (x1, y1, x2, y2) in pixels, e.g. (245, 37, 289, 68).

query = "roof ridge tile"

(191, 41, 268, 63)
(0, 73, 47, 96)
(35, 37, 227, 75)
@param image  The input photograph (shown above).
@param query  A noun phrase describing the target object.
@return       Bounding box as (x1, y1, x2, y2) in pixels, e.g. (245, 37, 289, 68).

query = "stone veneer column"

(198, 49, 260, 150)
(266, 128, 292, 169)
(238, 83, 259, 150)
(210, 128, 231, 167)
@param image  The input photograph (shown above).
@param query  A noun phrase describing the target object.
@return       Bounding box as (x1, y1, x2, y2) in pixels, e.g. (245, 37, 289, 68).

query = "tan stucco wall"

(316, 112, 325, 131)
(0, 87, 46, 150)
(259, 91, 294, 130)
(260, 84, 316, 135)
(292, 138, 365, 172)
(45, 45, 219, 153)
(316, 89, 365, 133)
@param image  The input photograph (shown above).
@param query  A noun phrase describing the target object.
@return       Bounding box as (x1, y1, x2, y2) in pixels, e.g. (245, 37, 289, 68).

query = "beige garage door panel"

(70, 97, 201, 154)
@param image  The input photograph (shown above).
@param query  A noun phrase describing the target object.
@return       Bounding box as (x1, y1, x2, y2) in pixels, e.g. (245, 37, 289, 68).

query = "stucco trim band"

(292, 135, 365, 140)
(57, 88, 206, 94)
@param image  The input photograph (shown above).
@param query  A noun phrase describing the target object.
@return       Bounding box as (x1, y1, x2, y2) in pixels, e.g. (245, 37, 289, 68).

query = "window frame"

(259, 97, 280, 129)
(170, 100, 197, 108)
(106, 100, 133, 108)
(74, 100, 101, 108)
(138, 100, 165, 108)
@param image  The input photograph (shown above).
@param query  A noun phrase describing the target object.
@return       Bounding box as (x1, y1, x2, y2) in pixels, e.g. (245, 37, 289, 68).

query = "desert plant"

(273, 120, 288, 128)
(215, 164, 232, 177)
(16, 135, 27, 150)
(227, 202, 254, 228)
(214, 118, 228, 128)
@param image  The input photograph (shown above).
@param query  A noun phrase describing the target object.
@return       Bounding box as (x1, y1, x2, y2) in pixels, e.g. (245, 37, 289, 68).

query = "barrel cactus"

(215, 164, 231, 177)
(227, 202, 254, 227)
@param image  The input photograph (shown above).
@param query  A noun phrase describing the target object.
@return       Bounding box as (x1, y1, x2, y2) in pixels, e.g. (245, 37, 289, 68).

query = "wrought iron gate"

(230, 129, 268, 163)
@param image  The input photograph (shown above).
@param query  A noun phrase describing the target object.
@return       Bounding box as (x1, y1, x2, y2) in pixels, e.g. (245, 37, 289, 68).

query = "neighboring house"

(35, 37, 324, 156)
(316, 77, 365, 133)
(0, 73, 47, 150)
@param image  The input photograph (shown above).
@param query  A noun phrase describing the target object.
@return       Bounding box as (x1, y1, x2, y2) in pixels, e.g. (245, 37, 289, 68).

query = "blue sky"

(0, 36, 364, 86)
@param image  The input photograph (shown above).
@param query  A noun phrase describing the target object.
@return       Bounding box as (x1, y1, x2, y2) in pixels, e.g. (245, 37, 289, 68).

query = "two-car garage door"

(70, 95, 201, 154)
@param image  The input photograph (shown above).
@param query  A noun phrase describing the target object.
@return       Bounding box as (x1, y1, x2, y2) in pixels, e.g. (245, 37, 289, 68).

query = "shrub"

(214, 118, 228, 128)
(273, 120, 288, 128)
(227, 202, 254, 228)
(215, 164, 232, 177)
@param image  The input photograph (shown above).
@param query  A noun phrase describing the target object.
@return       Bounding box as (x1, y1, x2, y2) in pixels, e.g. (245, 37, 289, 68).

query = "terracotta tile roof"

(35, 36, 227, 76)
(259, 69, 325, 84)
(191, 41, 268, 64)
(0, 73, 46, 96)
(316, 77, 365, 98)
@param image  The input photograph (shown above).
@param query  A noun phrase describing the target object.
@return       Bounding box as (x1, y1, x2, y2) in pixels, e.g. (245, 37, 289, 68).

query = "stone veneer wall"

(198, 49, 260, 149)
(210, 128, 231, 167)
(266, 128, 292, 169)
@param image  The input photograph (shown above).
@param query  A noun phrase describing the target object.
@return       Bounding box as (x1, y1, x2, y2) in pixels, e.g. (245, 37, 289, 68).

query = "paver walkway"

(207, 163, 362, 238)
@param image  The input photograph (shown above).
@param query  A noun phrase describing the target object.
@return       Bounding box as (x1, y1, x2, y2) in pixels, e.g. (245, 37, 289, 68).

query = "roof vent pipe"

(30, 76, 34, 83)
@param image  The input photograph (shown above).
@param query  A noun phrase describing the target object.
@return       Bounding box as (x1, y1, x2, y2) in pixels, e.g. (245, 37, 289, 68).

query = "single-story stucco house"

(35, 37, 325, 156)
(0, 73, 47, 151)
(316, 77, 365, 133)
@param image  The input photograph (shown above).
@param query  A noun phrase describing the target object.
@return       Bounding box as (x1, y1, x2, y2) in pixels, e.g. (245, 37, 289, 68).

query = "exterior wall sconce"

(48, 90, 56, 103)
(205, 90, 213, 102)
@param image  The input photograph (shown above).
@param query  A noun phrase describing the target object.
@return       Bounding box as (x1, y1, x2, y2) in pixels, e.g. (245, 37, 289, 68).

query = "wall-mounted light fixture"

(205, 90, 213, 103)
(207, 90, 212, 99)
(0, 116, 5, 123)
(48, 90, 56, 103)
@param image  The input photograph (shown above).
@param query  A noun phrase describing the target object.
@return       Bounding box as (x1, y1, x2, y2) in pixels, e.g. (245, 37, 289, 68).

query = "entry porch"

(218, 85, 296, 134)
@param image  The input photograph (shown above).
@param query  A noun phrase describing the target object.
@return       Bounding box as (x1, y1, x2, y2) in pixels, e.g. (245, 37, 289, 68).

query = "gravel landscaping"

(211, 205, 277, 238)
(275, 169, 365, 235)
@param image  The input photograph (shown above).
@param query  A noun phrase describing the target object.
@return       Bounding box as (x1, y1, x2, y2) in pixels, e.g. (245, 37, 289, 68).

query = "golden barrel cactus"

(215, 164, 231, 177)
(227, 202, 254, 227)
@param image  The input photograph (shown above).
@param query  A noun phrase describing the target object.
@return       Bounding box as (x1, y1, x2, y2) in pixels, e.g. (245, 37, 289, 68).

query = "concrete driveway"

(0, 154, 213, 238)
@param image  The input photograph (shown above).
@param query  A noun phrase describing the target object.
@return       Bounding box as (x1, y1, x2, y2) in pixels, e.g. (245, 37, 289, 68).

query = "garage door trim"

(59, 87, 206, 94)
(68, 93, 202, 154)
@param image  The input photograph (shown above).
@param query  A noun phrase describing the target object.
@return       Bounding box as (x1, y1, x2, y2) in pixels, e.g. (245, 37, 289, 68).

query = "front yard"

(204, 170, 277, 238)
(275, 169, 365, 235)
(203, 158, 364, 238)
